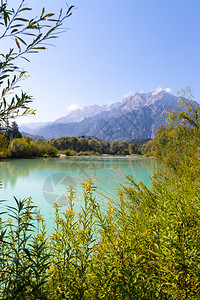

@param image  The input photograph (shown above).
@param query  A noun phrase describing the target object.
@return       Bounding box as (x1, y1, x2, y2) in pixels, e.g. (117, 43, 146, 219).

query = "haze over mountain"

(19, 90, 196, 142)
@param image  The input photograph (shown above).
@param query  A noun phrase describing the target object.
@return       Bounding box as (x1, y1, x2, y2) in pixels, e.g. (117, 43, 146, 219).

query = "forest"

(0, 122, 143, 158)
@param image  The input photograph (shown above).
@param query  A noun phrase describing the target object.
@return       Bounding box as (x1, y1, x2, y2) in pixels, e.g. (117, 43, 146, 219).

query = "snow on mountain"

(54, 102, 121, 124)
(19, 90, 196, 141)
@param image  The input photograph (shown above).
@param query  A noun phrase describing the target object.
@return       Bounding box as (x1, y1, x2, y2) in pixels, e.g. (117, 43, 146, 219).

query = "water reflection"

(0, 156, 161, 229)
(0, 156, 160, 188)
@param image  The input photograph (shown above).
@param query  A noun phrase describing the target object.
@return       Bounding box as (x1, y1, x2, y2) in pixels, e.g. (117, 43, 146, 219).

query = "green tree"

(88, 138, 97, 152)
(119, 141, 129, 155)
(37, 139, 57, 157)
(68, 136, 78, 151)
(9, 138, 30, 157)
(128, 143, 141, 155)
(110, 141, 120, 155)
(102, 140, 110, 153)
(0, 131, 10, 158)
(167, 99, 200, 129)
(151, 90, 200, 175)
(0, 0, 74, 127)
(0, 132, 6, 148)
(151, 124, 169, 157)
(10, 121, 22, 138)
(5, 121, 22, 140)
(141, 139, 153, 156)
(78, 137, 88, 152)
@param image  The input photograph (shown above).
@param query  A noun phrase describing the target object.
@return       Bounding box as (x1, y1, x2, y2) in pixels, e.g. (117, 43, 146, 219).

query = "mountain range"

(19, 90, 195, 142)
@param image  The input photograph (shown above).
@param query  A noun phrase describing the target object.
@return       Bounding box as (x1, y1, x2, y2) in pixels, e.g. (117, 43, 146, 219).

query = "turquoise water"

(0, 156, 160, 229)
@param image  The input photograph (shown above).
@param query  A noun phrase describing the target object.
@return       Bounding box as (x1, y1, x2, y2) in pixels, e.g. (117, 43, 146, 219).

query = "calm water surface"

(0, 156, 160, 229)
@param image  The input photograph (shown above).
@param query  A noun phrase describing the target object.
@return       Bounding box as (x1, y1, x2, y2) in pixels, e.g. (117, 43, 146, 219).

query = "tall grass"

(0, 165, 200, 299)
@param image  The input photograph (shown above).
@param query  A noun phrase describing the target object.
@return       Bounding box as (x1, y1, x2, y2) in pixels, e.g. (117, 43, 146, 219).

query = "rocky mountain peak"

(121, 90, 172, 110)
(19, 90, 197, 142)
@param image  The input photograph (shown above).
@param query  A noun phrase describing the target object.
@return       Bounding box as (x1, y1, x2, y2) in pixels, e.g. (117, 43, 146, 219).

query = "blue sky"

(13, 0, 200, 123)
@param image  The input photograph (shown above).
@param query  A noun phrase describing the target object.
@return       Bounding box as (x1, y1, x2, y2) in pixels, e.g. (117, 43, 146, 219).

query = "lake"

(0, 156, 160, 229)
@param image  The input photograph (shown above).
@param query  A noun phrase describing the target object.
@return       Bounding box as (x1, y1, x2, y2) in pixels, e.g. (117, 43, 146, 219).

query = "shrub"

(8, 138, 58, 158)
(9, 138, 30, 158)
(37, 140, 58, 157)
(1, 172, 200, 299)
(0, 148, 11, 159)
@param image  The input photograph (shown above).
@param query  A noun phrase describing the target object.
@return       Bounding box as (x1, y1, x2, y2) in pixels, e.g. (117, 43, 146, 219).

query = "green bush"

(64, 149, 76, 156)
(1, 172, 200, 299)
(8, 138, 58, 158)
(0, 148, 11, 159)
(0, 133, 10, 158)
(9, 138, 31, 158)
(77, 150, 100, 156)
(37, 140, 58, 157)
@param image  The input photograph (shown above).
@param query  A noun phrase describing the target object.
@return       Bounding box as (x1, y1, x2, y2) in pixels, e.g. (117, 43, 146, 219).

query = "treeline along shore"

(0, 123, 149, 158)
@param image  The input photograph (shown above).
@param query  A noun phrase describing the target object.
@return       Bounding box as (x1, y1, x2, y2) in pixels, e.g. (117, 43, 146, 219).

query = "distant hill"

(19, 122, 49, 133)
(19, 90, 198, 142)
(21, 132, 46, 142)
